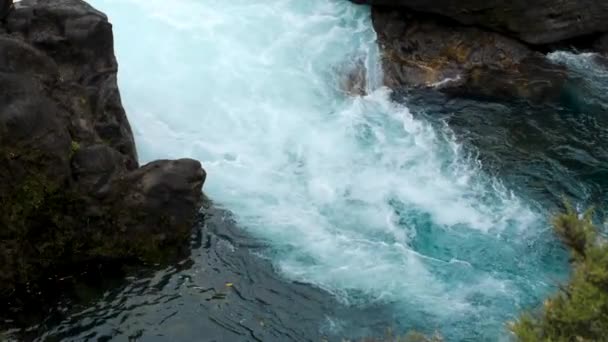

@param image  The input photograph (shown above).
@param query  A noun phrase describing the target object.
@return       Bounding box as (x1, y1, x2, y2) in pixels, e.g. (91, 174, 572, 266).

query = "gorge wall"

(350, 0, 608, 44)
(0, 0, 204, 299)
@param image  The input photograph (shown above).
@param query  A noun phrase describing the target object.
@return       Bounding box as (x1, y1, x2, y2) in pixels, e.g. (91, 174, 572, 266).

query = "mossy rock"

(0, 146, 201, 297)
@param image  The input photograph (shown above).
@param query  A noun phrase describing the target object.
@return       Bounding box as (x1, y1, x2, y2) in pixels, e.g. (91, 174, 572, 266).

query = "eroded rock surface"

(373, 8, 568, 102)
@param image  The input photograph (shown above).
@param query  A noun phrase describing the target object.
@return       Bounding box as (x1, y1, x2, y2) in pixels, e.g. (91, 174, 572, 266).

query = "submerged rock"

(0, 0, 204, 297)
(351, 0, 608, 45)
(341, 58, 368, 96)
(373, 8, 568, 102)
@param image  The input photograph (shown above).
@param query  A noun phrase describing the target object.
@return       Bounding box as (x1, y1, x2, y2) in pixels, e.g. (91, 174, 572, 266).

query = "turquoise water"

(84, 0, 568, 340)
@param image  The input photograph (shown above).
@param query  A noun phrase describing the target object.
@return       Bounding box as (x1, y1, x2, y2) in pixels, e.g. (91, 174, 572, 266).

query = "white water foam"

(90, 0, 555, 337)
(548, 51, 608, 76)
(548, 51, 608, 103)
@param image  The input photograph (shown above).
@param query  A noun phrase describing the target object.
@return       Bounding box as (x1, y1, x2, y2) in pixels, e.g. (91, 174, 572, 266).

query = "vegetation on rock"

(511, 204, 608, 341)
(0, 173, 80, 296)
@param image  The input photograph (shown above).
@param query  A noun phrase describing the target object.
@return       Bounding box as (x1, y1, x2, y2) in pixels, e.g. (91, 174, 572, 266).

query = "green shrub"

(70, 140, 81, 158)
(511, 204, 608, 341)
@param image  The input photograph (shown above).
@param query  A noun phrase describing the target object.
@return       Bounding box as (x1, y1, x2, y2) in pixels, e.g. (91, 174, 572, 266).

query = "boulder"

(0, 0, 205, 297)
(373, 8, 568, 102)
(351, 0, 608, 45)
(111, 159, 205, 248)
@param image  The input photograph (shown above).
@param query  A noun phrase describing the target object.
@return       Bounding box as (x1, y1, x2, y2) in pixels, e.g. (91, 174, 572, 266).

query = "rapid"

(28, 0, 608, 340)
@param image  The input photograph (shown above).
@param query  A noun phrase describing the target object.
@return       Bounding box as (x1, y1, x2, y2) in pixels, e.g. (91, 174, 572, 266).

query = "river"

(10, 0, 608, 340)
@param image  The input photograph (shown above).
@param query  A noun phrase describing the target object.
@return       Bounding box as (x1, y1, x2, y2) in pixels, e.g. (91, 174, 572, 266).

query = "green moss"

(70, 140, 80, 158)
(0, 146, 191, 297)
(88, 228, 172, 263)
(511, 203, 608, 341)
(0, 167, 84, 290)
(0, 146, 92, 292)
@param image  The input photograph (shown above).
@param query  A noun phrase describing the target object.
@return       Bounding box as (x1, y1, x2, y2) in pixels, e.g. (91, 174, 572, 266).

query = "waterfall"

(87, 0, 565, 339)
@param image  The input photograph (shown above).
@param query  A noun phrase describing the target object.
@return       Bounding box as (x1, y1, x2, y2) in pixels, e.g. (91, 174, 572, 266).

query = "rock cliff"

(351, 0, 608, 45)
(372, 8, 569, 102)
(350, 0, 608, 102)
(0, 0, 205, 298)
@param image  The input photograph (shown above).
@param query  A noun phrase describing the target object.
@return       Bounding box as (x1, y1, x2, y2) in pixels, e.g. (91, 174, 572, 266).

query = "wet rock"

(373, 8, 568, 102)
(0, 35, 58, 78)
(0, 0, 205, 297)
(351, 0, 608, 45)
(595, 34, 608, 55)
(110, 159, 205, 248)
(341, 58, 367, 96)
(0, 0, 11, 20)
(0, 74, 72, 192)
(71, 144, 127, 196)
(7, 0, 137, 167)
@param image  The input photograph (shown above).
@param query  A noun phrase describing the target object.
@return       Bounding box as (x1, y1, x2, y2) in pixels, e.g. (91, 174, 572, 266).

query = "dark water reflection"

(5, 208, 397, 342)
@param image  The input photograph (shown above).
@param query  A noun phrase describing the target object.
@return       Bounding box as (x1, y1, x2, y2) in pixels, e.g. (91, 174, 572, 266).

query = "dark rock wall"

(351, 0, 608, 45)
(0, 0, 204, 296)
(596, 34, 608, 55)
(372, 8, 569, 102)
(7, 0, 138, 167)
